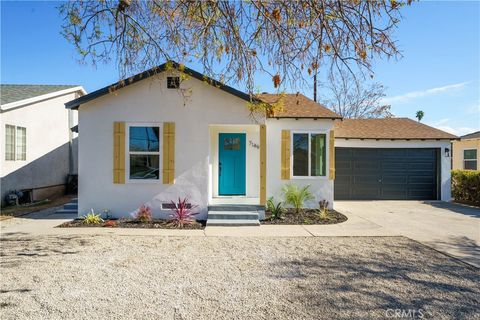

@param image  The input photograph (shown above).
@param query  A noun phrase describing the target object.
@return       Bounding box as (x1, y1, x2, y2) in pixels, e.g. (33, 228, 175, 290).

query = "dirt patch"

(262, 208, 347, 225)
(0, 195, 75, 218)
(58, 219, 205, 230)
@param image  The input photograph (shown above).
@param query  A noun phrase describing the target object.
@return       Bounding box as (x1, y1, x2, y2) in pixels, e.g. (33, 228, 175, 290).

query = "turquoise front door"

(219, 133, 246, 195)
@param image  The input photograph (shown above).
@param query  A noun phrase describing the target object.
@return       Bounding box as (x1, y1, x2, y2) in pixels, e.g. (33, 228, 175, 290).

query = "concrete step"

(207, 219, 260, 226)
(208, 211, 259, 220)
(208, 204, 265, 212)
(55, 209, 78, 214)
(63, 203, 78, 210)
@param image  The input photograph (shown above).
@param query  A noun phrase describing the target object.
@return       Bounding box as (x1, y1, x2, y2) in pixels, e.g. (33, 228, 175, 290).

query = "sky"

(1, 1, 479, 136)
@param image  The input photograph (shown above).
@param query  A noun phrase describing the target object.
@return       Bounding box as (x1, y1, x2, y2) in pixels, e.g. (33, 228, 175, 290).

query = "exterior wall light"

(445, 147, 450, 157)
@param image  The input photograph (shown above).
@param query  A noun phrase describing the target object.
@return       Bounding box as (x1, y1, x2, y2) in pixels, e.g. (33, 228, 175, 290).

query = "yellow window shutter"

(163, 122, 175, 184)
(260, 125, 267, 205)
(281, 130, 291, 180)
(329, 130, 335, 180)
(113, 122, 126, 184)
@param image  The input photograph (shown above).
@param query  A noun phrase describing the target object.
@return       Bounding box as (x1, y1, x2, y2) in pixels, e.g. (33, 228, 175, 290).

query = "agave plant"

(282, 183, 314, 213)
(169, 197, 198, 227)
(82, 209, 104, 224)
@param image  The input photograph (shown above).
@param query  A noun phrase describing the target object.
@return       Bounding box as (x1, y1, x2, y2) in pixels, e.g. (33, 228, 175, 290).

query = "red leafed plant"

(135, 204, 152, 222)
(169, 197, 198, 227)
(104, 220, 117, 227)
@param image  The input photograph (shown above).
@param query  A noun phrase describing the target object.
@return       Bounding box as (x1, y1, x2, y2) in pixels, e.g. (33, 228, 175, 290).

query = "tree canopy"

(60, 0, 410, 94)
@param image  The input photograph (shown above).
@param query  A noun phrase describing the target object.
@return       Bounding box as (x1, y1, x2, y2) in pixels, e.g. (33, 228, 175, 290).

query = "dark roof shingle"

(258, 93, 342, 119)
(461, 131, 480, 140)
(1, 84, 79, 105)
(334, 118, 458, 140)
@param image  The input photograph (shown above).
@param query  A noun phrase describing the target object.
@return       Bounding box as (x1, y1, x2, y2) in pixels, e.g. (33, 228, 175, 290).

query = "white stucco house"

(0, 85, 85, 206)
(65, 62, 457, 225)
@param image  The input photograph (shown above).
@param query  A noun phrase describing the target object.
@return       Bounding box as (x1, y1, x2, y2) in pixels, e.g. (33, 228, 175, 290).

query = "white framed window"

(5, 124, 26, 161)
(291, 131, 327, 178)
(16, 126, 26, 161)
(463, 149, 477, 170)
(126, 123, 161, 182)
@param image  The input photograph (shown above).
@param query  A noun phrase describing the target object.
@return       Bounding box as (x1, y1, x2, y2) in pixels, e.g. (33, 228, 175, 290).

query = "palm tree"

(416, 110, 424, 122)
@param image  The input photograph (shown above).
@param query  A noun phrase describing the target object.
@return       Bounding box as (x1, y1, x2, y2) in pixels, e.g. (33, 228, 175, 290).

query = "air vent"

(167, 76, 180, 89)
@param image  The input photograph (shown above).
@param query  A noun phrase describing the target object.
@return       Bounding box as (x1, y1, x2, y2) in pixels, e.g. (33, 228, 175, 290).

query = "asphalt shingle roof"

(1, 84, 79, 105)
(334, 118, 458, 140)
(461, 131, 480, 140)
(258, 93, 342, 119)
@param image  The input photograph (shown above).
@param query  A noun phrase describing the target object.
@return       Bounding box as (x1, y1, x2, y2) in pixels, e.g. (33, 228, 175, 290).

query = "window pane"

(224, 137, 240, 150)
(464, 149, 477, 160)
(5, 125, 15, 161)
(293, 133, 308, 176)
(130, 155, 159, 179)
(464, 160, 477, 170)
(129, 127, 159, 152)
(16, 127, 26, 161)
(311, 134, 326, 176)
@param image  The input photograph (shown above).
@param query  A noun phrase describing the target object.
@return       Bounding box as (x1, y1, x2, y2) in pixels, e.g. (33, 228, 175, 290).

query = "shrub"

(169, 197, 198, 227)
(135, 204, 152, 222)
(82, 209, 104, 224)
(451, 170, 480, 206)
(318, 200, 329, 219)
(266, 197, 285, 220)
(282, 183, 314, 213)
(104, 220, 117, 227)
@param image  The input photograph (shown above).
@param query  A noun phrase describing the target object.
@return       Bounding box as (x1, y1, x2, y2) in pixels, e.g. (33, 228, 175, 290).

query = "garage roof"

(258, 93, 342, 119)
(334, 118, 458, 140)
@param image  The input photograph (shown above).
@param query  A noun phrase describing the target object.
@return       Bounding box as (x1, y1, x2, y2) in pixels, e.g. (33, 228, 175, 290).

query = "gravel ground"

(0, 234, 478, 320)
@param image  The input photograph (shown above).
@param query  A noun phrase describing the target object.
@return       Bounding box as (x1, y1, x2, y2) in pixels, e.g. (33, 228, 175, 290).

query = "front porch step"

(208, 211, 259, 220)
(207, 219, 260, 226)
(208, 204, 265, 212)
(207, 204, 264, 226)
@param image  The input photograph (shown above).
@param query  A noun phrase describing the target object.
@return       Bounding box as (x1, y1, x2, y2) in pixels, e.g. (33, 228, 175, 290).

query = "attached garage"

(335, 147, 439, 200)
(334, 118, 457, 202)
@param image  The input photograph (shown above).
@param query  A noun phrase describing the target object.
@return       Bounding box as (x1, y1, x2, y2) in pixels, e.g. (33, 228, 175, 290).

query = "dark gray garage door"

(335, 148, 439, 200)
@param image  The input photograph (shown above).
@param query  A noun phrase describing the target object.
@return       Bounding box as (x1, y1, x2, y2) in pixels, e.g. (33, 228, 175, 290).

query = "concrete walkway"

(1, 205, 394, 238)
(334, 201, 480, 268)
(1, 201, 478, 268)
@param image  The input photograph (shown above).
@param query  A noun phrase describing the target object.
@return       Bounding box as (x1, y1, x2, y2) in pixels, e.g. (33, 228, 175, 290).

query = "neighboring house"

(0, 84, 85, 206)
(452, 131, 479, 170)
(65, 62, 457, 223)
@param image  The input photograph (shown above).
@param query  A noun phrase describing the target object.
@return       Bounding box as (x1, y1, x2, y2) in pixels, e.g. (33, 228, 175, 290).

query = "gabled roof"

(460, 131, 480, 140)
(1, 84, 81, 105)
(258, 93, 342, 119)
(334, 118, 458, 140)
(65, 61, 254, 109)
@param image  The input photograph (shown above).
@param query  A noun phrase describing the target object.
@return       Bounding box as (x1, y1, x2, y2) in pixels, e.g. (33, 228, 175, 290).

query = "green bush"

(451, 170, 480, 206)
(282, 183, 314, 213)
(266, 197, 285, 220)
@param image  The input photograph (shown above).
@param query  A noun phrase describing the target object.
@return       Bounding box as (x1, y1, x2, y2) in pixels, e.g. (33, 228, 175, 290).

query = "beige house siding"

(452, 138, 480, 170)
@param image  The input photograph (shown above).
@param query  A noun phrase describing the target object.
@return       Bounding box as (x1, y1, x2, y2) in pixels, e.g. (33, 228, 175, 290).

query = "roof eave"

(65, 61, 256, 110)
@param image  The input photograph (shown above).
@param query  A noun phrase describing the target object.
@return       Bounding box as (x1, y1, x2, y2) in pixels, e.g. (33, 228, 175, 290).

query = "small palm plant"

(82, 209, 104, 224)
(282, 183, 314, 213)
(266, 197, 285, 220)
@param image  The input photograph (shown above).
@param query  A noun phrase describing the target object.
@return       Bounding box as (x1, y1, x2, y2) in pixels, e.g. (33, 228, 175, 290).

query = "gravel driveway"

(0, 234, 478, 320)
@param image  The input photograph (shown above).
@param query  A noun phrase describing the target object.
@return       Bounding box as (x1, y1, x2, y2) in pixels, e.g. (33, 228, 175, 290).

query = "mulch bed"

(262, 209, 347, 225)
(58, 219, 206, 230)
